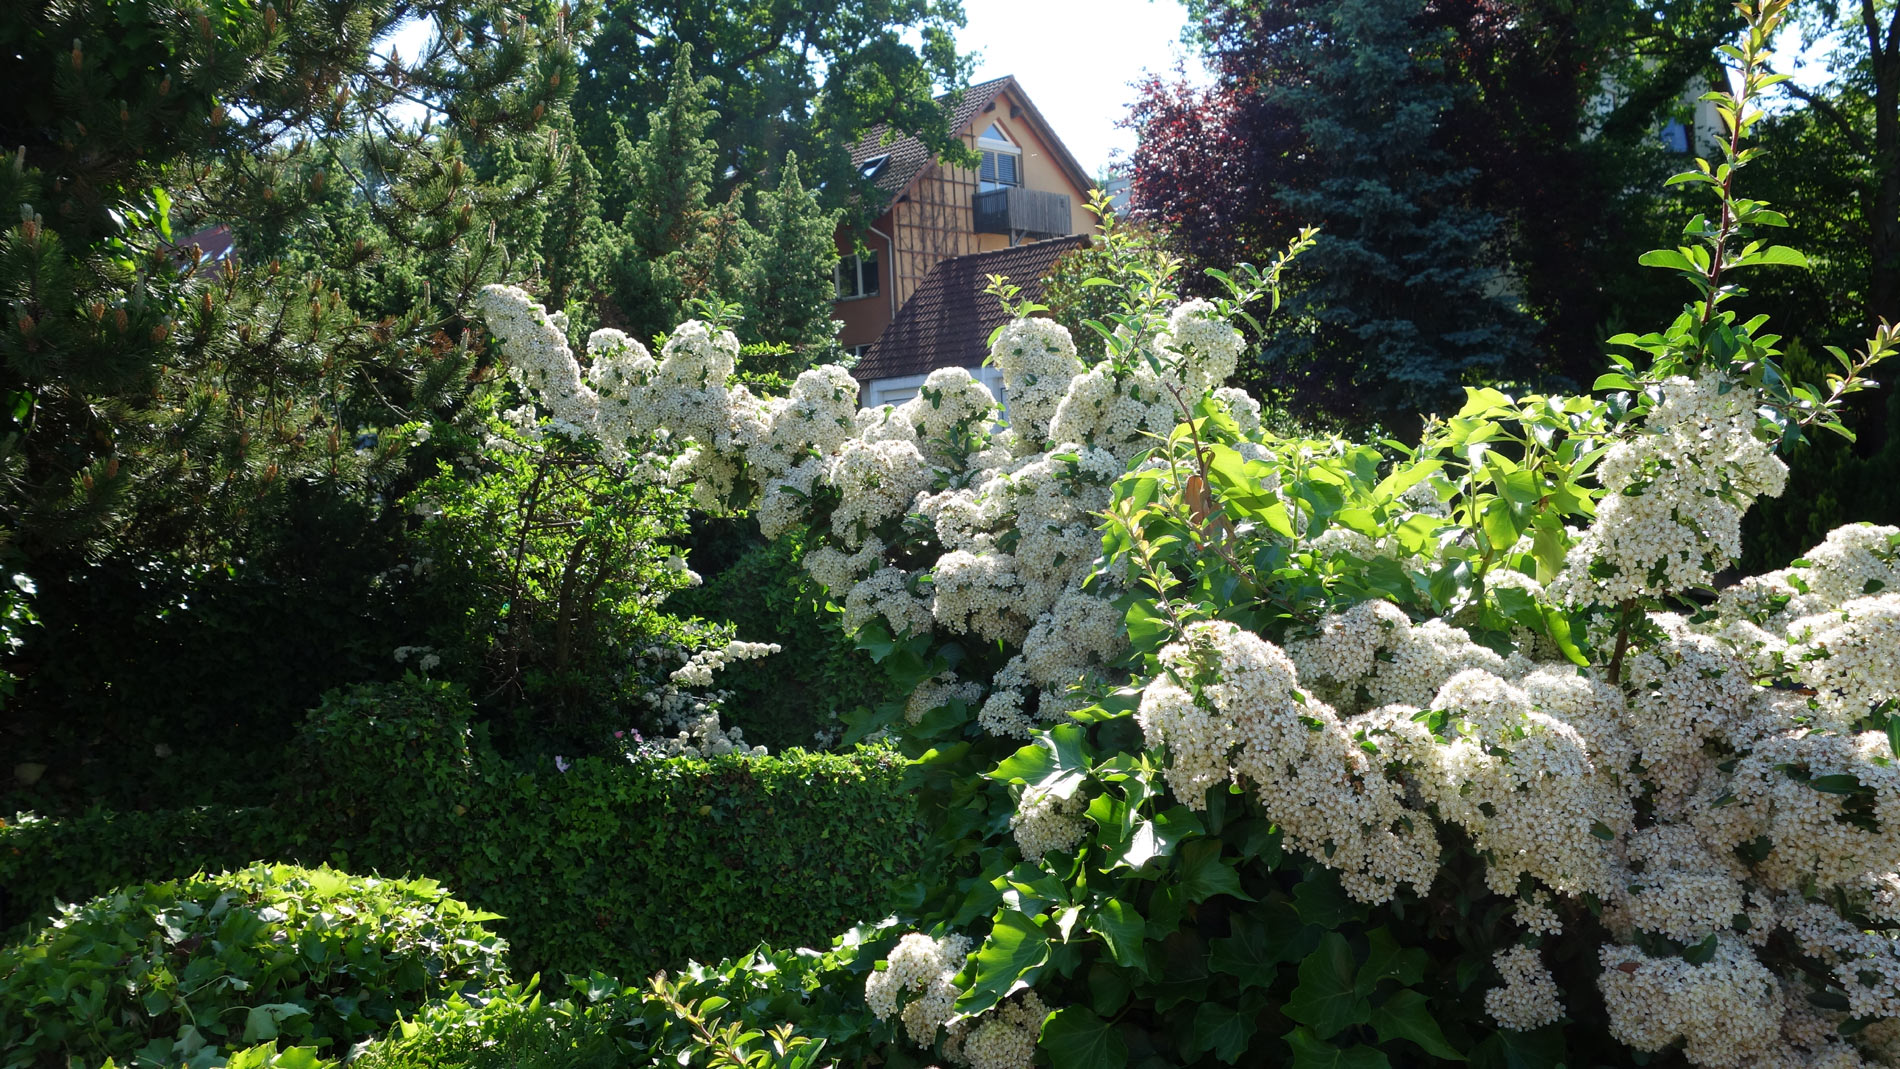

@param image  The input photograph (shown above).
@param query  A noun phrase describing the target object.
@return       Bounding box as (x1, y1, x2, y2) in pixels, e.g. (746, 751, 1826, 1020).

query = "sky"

(951, 0, 1208, 177)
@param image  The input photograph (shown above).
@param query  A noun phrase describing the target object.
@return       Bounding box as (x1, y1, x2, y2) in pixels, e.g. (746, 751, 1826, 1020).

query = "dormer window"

(977, 122, 1021, 192)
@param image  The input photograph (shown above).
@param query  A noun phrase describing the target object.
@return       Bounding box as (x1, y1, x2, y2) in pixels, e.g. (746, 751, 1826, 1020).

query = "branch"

(1775, 77, 1872, 155)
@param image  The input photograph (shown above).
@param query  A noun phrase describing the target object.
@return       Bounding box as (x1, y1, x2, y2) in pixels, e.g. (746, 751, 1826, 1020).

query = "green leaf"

(989, 723, 1090, 799)
(1887, 716, 1899, 760)
(1682, 933, 1719, 965)
(1283, 933, 1370, 1040)
(957, 910, 1050, 1015)
(1292, 874, 1366, 929)
(1809, 774, 1863, 795)
(1592, 373, 1636, 392)
(241, 1003, 309, 1045)
(1370, 989, 1463, 1059)
(152, 186, 173, 242)
(1191, 998, 1260, 1064)
(1754, 245, 1809, 268)
(1041, 1005, 1128, 1069)
(1284, 1026, 1392, 1069)
(1356, 929, 1424, 993)
(1469, 1027, 1566, 1069)
(1090, 898, 1146, 969)
(1210, 905, 1309, 988)
(1637, 248, 1697, 272)
(1177, 840, 1253, 903)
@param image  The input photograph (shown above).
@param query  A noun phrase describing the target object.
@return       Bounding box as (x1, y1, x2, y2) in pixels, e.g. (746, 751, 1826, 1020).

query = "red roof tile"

(852, 236, 1089, 383)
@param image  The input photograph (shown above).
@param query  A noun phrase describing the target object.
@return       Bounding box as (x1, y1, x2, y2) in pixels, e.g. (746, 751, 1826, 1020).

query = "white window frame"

(835, 250, 880, 301)
(977, 123, 1022, 192)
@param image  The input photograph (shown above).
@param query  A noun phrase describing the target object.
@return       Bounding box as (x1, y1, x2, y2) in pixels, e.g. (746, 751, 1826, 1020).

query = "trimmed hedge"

(1, 683, 927, 982)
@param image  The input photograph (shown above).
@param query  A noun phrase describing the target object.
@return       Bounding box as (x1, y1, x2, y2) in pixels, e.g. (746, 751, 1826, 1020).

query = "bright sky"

(953, 0, 1208, 177)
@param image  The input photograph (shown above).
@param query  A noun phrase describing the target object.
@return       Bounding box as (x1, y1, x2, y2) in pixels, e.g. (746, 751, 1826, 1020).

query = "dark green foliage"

(352, 945, 878, 1069)
(401, 417, 702, 749)
(672, 525, 894, 751)
(1248, 0, 1538, 426)
(0, 862, 510, 1068)
(1, 680, 927, 983)
(2, 490, 411, 813)
(569, 0, 971, 220)
(738, 154, 844, 370)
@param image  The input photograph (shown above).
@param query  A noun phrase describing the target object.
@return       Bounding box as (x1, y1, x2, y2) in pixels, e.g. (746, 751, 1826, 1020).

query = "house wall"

(833, 85, 1099, 349)
(834, 214, 896, 353)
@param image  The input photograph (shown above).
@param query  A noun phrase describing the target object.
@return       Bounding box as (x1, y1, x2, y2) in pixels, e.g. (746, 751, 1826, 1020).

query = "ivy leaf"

(1284, 1026, 1392, 1069)
(1116, 807, 1202, 873)
(1283, 933, 1370, 1040)
(956, 910, 1049, 1016)
(1177, 840, 1253, 903)
(1469, 1027, 1566, 1069)
(1041, 1005, 1128, 1069)
(989, 723, 1090, 799)
(1370, 989, 1463, 1059)
(1191, 998, 1261, 1064)
(1356, 928, 1425, 993)
(1292, 874, 1366, 929)
(1210, 905, 1311, 988)
(1089, 897, 1147, 969)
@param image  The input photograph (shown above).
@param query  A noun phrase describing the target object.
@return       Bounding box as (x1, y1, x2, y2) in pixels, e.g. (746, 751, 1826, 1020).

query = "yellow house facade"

(832, 76, 1099, 368)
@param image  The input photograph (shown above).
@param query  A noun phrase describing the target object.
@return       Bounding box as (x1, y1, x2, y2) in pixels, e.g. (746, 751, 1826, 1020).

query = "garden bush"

(672, 523, 896, 750)
(468, 5, 1900, 1063)
(2, 681, 927, 981)
(0, 863, 508, 1068)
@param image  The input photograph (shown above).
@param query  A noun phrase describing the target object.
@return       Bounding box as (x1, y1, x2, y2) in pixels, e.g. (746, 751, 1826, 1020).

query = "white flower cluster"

(1010, 785, 1087, 861)
(1554, 370, 1787, 606)
(1597, 938, 1781, 1065)
(481, 285, 1211, 744)
(942, 991, 1049, 1069)
(664, 638, 780, 687)
(1485, 946, 1563, 1031)
(865, 932, 973, 1048)
(638, 710, 766, 758)
(1139, 622, 1438, 902)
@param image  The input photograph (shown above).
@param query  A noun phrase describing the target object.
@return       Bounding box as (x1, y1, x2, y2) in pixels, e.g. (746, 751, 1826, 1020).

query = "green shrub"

(0, 863, 508, 1068)
(281, 676, 475, 874)
(352, 942, 879, 1069)
(2, 683, 928, 982)
(672, 524, 894, 750)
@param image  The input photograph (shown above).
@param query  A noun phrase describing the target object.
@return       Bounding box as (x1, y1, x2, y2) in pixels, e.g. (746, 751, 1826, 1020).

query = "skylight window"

(859, 154, 890, 180)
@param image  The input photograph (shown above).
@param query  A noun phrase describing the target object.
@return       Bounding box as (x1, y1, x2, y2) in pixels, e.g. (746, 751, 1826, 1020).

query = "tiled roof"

(849, 76, 1014, 196)
(852, 236, 1089, 383)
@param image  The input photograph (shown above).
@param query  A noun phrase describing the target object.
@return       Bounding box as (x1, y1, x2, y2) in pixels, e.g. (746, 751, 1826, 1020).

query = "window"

(977, 122, 1022, 192)
(859, 153, 890, 181)
(835, 251, 880, 300)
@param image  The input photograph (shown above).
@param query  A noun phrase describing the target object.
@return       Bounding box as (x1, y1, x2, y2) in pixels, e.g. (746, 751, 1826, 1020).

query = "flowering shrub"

(475, 4, 1900, 1064)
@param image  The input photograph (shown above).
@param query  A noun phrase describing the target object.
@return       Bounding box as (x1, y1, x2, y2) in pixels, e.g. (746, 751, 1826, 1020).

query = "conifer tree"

(739, 153, 842, 372)
(603, 47, 730, 339)
(1251, 0, 1537, 425)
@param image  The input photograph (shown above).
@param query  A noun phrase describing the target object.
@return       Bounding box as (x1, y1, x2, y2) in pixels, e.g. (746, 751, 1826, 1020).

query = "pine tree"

(603, 47, 727, 339)
(1254, 0, 1537, 426)
(739, 153, 842, 372)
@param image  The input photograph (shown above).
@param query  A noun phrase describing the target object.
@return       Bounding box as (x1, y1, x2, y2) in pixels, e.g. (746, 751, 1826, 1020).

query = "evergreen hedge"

(0, 682, 927, 981)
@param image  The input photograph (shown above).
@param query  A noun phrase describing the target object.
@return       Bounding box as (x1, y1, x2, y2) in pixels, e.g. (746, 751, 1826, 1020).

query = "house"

(851, 236, 1088, 409)
(834, 75, 1099, 400)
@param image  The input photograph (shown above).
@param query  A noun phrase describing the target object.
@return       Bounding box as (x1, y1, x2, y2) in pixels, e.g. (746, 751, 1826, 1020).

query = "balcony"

(972, 187, 1072, 240)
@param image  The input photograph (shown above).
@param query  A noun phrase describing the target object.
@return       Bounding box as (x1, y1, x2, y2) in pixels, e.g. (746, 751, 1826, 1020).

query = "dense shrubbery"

(470, 6, 1900, 1064)
(0, 863, 508, 1068)
(2, 679, 925, 982)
